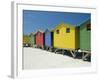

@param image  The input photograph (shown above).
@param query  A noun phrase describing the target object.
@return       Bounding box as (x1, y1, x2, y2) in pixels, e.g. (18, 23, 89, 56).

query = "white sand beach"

(23, 47, 91, 69)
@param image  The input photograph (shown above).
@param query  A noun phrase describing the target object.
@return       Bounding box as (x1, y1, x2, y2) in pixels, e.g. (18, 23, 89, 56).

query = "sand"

(23, 47, 91, 69)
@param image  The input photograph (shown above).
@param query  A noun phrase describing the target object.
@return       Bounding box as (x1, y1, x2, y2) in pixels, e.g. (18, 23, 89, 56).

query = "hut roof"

(77, 19, 90, 27)
(36, 29, 45, 34)
(52, 22, 75, 31)
(45, 28, 53, 33)
(53, 19, 90, 31)
(30, 32, 36, 35)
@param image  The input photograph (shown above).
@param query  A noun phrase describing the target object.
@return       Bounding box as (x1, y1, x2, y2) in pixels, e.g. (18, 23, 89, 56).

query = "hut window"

(87, 24, 91, 31)
(56, 30, 59, 34)
(66, 28, 70, 33)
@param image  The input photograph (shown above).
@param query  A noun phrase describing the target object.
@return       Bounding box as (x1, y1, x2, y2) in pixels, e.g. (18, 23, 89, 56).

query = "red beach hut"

(35, 30, 45, 49)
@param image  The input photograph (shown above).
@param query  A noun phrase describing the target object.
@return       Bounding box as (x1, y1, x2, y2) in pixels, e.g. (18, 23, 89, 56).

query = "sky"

(23, 10, 91, 35)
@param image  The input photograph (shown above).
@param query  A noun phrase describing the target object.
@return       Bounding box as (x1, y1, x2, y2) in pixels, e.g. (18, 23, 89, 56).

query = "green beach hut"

(29, 32, 36, 47)
(79, 19, 91, 51)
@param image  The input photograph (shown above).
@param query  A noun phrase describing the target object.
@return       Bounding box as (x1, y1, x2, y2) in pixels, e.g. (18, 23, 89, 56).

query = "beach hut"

(29, 32, 36, 47)
(53, 23, 79, 50)
(44, 29, 54, 51)
(35, 30, 45, 49)
(53, 23, 79, 57)
(79, 19, 91, 51)
(79, 19, 91, 60)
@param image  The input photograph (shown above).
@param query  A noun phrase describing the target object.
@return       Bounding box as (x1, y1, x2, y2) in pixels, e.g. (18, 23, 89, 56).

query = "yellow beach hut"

(53, 23, 79, 50)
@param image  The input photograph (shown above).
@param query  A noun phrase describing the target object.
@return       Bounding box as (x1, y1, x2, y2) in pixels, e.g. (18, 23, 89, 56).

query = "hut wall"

(54, 24, 77, 49)
(36, 32, 45, 47)
(75, 28, 80, 49)
(45, 31, 52, 47)
(80, 20, 91, 51)
(30, 34, 36, 46)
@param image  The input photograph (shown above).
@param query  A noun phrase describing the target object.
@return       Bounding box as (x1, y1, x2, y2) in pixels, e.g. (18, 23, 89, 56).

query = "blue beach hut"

(45, 29, 54, 51)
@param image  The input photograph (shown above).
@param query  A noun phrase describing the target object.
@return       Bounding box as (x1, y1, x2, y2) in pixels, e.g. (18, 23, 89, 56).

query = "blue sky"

(23, 10, 91, 35)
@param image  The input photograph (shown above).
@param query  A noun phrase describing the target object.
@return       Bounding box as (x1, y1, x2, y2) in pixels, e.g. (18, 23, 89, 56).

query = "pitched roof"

(77, 19, 90, 27)
(53, 19, 90, 31)
(45, 28, 54, 33)
(36, 29, 45, 34)
(53, 22, 75, 31)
